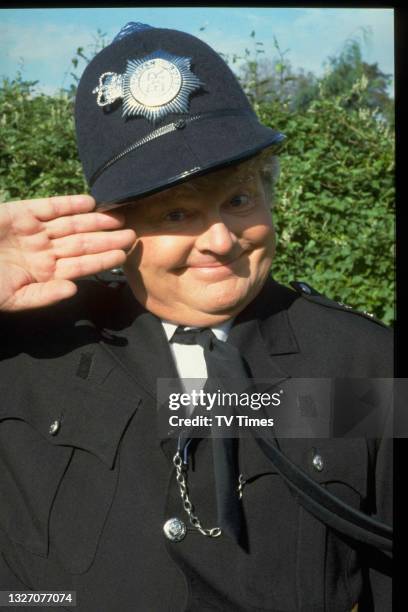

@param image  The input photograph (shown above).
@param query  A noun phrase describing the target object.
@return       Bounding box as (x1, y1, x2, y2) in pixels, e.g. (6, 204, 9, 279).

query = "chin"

(195, 284, 254, 316)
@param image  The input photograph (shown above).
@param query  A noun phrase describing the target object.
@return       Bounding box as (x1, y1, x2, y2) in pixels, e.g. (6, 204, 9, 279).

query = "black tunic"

(0, 277, 392, 611)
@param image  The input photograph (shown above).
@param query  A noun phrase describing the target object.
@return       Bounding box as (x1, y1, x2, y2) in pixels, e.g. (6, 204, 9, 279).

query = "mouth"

(182, 252, 248, 279)
(188, 253, 245, 269)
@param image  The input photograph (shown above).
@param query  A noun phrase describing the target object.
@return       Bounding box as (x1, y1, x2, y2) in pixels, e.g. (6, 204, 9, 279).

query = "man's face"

(123, 162, 276, 326)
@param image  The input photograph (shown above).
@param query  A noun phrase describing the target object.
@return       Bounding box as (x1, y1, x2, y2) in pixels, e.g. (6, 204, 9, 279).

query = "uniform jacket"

(0, 277, 393, 612)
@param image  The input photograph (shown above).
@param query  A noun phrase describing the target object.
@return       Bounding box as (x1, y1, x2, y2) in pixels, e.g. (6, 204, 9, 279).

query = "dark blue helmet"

(75, 23, 285, 210)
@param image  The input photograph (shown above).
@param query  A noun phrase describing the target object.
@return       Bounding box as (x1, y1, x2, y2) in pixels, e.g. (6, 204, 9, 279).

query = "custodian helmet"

(75, 22, 285, 210)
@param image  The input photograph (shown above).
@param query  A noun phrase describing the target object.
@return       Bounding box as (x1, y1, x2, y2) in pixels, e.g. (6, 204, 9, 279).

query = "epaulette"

(91, 267, 127, 289)
(289, 280, 389, 328)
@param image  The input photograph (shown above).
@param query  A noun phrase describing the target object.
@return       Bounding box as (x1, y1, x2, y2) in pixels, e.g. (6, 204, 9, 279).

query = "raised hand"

(0, 194, 136, 311)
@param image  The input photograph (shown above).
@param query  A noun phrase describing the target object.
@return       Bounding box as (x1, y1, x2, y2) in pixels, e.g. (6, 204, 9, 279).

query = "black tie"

(171, 326, 249, 543)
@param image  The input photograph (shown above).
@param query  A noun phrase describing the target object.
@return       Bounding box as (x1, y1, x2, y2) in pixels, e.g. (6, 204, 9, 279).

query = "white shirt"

(161, 319, 233, 380)
(161, 319, 233, 415)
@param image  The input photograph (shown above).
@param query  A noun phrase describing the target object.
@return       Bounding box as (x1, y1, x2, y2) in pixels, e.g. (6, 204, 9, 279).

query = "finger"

(54, 250, 128, 280)
(6, 280, 78, 312)
(45, 210, 126, 239)
(52, 229, 136, 258)
(23, 194, 96, 222)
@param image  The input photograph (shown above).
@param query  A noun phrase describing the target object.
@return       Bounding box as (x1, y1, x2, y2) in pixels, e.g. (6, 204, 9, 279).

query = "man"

(0, 23, 392, 611)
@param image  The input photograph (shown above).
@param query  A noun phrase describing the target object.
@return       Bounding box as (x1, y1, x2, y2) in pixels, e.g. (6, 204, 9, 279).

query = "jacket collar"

(98, 276, 300, 395)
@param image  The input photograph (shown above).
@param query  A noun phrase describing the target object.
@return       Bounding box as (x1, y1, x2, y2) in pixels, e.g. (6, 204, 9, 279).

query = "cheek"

(127, 235, 191, 277)
(264, 224, 276, 254)
(244, 216, 276, 255)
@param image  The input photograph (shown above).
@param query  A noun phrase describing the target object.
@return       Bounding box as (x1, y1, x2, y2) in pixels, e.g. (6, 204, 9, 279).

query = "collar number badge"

(92, 50, 203, 123)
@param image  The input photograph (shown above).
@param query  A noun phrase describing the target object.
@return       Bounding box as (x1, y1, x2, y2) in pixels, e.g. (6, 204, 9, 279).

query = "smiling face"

(123, 159, 276, 326)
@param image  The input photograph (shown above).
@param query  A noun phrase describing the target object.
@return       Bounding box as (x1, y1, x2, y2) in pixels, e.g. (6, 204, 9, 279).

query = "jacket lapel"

(228, 277, 300, 386)
(96, 282, 181, 399)
(93, 283, 183, 462)
(227, 278, 305, 476)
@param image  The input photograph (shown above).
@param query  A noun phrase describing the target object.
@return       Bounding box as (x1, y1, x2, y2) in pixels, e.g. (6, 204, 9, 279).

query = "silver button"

(163, 517, 186, 542)
(48, 420, 60, 436)
(312, 453, 324, 472)
(299, 283, 312, 295)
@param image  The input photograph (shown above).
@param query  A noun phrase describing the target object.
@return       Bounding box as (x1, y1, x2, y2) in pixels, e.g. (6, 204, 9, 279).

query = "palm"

(0, 195, 136, 311)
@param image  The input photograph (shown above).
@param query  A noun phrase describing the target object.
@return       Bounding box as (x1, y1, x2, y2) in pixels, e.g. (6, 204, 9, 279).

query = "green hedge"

(0, 77, 86, 200)
(0, 76, 394, 324)
(258, 96, 394, 325)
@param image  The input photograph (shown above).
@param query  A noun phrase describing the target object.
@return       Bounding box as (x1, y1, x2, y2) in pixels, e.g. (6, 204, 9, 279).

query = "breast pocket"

(0, 417, 74, 588)
(0, 384, 140, 587)
(0, 419, 120, 590)
(236, 436, 369, 611)
(300, 438, 369, 612)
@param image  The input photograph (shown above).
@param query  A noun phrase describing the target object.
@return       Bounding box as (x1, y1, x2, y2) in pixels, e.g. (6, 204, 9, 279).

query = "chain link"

(238, 473, 246, 500)
(173, 451, 222, 538)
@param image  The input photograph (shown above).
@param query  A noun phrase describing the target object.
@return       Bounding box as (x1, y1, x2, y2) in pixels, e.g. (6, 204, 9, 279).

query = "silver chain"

(238, 473, 246, 499)
(173, 451, 222, 538)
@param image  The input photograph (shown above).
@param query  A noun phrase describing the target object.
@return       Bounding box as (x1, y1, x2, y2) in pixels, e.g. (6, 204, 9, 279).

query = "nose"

(194, 220, 238, 257)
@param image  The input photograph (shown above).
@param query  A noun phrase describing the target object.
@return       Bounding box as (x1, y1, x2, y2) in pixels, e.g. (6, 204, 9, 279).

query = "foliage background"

(0, 32, 395, 325)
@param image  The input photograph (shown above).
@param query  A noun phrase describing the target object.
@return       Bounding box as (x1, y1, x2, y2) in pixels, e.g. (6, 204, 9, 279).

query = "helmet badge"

(92, 49, 203, 123)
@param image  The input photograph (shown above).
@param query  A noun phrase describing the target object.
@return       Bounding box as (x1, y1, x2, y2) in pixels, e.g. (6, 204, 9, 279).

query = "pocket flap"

(0, 371, 140, 470)
(240, 436, 368, 498)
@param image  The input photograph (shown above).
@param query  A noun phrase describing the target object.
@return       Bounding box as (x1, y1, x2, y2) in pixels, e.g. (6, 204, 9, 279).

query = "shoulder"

(286, 280, 392, 343)
(288, 281, 390, 330)
(267, 279, 393, 376)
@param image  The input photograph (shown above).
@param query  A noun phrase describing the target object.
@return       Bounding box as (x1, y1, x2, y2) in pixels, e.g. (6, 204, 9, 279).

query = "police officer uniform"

(0, 276, 392, 611)
(0, 22, 392, 612)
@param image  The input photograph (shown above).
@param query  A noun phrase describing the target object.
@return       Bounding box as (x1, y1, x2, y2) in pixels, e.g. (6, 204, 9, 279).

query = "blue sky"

(0, 7, 394, 96)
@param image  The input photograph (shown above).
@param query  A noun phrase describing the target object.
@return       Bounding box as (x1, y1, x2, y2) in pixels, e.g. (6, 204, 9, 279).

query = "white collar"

(161, 318, 233, 343)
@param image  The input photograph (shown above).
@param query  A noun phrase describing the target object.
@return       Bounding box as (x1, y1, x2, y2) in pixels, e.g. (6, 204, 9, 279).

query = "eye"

(163, 209, 188, 222)
(227, 194, 253, 210)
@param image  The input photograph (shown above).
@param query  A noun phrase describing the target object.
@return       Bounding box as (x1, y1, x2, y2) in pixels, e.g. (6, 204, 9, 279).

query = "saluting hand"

(0, 194, 136, 311)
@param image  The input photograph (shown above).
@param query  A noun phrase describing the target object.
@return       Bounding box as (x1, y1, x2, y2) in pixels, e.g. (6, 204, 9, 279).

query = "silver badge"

(92, 50, 203, 123)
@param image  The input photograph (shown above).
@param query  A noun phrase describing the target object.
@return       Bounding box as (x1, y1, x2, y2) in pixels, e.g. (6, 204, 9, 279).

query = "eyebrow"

(131, 174, 259, 213)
